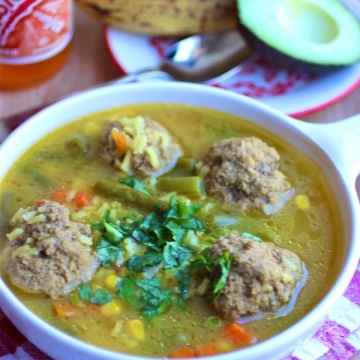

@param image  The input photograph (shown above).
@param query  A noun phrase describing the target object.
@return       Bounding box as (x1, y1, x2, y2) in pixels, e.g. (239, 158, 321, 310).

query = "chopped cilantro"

(92, 186, 233, 319)
(78, 284, 113, 304)
(116, 276, 173, 320)
(127, 251, 164, 272)
(206, 251, 232, 302)
(95, 237, 124, 267)
(163, 242, 194, 269)
(121, 176, 150, 194)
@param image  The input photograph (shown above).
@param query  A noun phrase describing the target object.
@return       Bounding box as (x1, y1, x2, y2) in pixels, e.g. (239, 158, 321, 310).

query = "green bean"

(157, 176, 205, 198)
(204, 316, 222, 330)
(25, 167, 53, 189)
(0, 192, 14, 235)
(71, 293, 85, 308)
(67, 134, 88, 153)
(173, 157, 196, 176)
(95, 178, 169, 211)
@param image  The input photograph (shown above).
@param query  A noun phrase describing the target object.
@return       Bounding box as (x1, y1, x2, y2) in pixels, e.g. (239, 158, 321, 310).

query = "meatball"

(210, 234, 303, 320)
(203, 137, 293, 214)
(101, 116, 182, 177)
(4, 200, 98, 297)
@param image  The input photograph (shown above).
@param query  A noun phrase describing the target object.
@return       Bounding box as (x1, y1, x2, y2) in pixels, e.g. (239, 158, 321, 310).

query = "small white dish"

(104, 26, 360, 117)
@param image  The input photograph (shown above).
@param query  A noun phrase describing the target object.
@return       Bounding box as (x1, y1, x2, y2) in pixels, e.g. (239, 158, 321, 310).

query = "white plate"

(104, 27, 360, 117)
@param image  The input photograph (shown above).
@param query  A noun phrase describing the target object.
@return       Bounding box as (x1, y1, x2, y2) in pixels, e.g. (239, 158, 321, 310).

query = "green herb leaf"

(78, 284, 113, 304)
(121, 177, 150, 194)
(163, 242, 193, 269)
(95, 237, 124, 267)
(127, 251, 164, 272)
(116, 276, 173, 320)
(207, 252, 232, 302)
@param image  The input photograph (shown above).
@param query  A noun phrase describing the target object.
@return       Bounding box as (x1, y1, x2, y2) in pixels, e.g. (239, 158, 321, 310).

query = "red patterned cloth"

(1, 262, 359, 360)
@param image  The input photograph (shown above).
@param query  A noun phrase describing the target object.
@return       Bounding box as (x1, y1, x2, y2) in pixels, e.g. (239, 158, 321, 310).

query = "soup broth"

(0, 104, 340, 357)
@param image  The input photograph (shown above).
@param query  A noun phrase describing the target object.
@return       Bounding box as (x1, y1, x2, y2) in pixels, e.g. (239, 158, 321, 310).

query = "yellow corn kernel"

(101, 301, 122, 316)
(126, 319, 145, 341)
(295, 195, 310, 211)
(215, 339, 232, 353)
(104, 274, 119, 290)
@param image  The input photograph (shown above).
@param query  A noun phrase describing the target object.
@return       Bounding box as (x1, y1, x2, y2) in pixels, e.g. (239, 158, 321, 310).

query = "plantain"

(75, 0, 238, 36)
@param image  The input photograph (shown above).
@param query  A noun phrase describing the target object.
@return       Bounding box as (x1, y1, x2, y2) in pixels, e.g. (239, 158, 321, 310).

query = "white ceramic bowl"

(1, 82, 360, 360)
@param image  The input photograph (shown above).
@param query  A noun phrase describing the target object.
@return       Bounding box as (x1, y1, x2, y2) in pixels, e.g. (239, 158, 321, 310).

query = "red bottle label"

(0, 0, 72, 64)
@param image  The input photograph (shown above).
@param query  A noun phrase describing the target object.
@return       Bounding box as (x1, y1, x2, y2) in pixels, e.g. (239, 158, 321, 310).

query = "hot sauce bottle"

(0, 0, 73, 89)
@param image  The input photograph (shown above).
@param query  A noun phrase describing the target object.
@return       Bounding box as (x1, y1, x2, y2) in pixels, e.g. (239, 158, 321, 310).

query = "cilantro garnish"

(127, 251, 164, 272)
(78, 284, 113, 304)
(91, 182, 233, 319)
(95, 237, 124, 267)
(116, 276, 173, 320)
(121, 176, 150, 194)
(206, 251, 232, 302)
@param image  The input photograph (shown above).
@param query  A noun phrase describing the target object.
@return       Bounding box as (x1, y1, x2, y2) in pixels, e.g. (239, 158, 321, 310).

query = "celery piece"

(157, 176, 205, 198)
(173, 157, 196, 176)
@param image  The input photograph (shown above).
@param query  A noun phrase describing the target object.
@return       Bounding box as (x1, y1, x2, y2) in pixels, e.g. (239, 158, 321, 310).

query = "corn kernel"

(101, 301, 122, 316)
(295, 195, 310, 211)
(126, 319, 145, 341)
(104, 274, 119, 290)
(215, 339, 232, 353)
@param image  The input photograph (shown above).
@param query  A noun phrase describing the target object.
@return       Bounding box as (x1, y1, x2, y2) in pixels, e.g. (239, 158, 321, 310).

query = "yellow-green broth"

(0, 104, 340, 357)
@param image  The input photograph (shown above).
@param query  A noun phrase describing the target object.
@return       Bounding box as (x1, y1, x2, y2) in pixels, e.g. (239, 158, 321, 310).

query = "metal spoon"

(0, 30, 252, 141)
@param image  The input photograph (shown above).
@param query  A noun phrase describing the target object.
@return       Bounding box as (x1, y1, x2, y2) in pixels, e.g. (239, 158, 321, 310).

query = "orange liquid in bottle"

(0, 0, 73, 90)
(0, 43, 71, 89)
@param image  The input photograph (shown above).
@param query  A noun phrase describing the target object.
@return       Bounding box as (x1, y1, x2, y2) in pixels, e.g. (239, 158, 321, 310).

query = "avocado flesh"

(237, 0, 360, 73)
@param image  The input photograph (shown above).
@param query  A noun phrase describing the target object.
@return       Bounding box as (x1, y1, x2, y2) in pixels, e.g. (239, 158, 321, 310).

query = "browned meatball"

(210, 234, 303, 320)
(101, 116, 182, 177)
(4, 200, 98, 297)
(203, 137, 293, 214)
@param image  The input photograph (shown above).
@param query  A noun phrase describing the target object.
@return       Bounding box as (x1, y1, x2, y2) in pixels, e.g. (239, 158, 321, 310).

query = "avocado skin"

(237, 22, 345, 74)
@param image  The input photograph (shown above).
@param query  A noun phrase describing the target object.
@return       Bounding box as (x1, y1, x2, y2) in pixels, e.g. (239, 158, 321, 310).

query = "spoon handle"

(0, 67, 162, 143)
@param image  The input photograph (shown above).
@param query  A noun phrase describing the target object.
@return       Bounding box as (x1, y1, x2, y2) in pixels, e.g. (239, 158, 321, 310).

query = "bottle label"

(0, 0, 72, 64)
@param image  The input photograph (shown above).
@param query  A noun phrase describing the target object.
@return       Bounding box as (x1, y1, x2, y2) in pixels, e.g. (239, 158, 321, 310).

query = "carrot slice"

(111, 128, 127, 155)
(194, 343, 219, 356)
(52, 301, 78, 319)
(51, 188, 69, 204)
(73, 191, 91, 208)
(168, 347, 196, 358)
(222, 323, 254, 345)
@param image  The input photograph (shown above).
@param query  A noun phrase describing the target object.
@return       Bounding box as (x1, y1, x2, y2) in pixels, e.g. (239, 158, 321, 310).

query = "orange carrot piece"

(51, 188, 69, 204)
(168, 347, 196, 358)
(73, 191, 91, 208)
(52, 301, 78, 319)
(194, 343, 219, 357)
(111, 128, 127, 155)
(222, 323, 254, 345)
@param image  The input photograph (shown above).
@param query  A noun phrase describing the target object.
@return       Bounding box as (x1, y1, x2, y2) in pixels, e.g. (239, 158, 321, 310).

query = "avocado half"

(237, 0, 360, 73)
